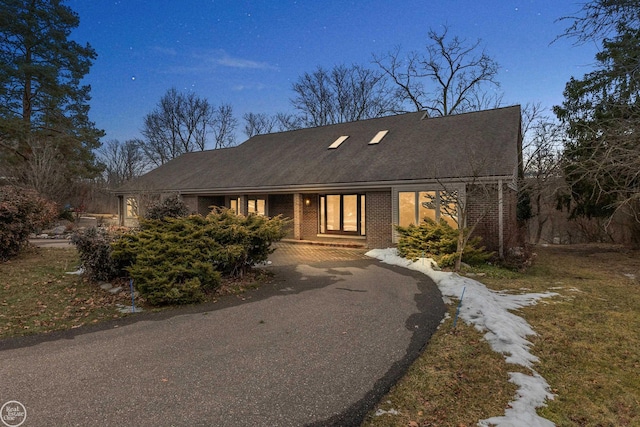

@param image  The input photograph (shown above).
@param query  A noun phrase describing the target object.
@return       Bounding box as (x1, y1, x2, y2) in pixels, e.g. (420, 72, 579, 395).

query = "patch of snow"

(479, 372, 555, 427)
(623, 273, 636, 280)
(375, 408, 401, 416)
(65, 267, 84, 275)
(366, 248, 558, 427)
(116, 304, 143, 314)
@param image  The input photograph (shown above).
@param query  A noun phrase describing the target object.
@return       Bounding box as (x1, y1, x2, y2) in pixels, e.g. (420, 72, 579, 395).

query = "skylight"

(368, 130, 389, 145)
(328, 135, 349, 149)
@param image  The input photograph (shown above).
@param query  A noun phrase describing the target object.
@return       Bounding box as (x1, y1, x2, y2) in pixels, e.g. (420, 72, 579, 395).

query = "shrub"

(70, 227, 122, 282)
(110, 209, 288, 305)
(143, 194, 189, 220)
(396, 218, 492, 268)
(0, 185, 57, 261)
(203, 208, 289, 276)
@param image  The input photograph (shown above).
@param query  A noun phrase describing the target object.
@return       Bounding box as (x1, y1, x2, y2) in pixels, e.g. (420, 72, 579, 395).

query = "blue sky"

(68, 0, 600, 145)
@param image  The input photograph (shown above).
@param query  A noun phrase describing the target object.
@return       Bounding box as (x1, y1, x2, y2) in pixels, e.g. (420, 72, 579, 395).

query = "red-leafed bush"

(0, 185, 57, 261)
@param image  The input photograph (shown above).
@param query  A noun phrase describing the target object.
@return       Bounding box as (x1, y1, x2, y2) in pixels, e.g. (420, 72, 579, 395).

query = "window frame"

(393, 185, 464, 241)
(319, 194, 366, 236)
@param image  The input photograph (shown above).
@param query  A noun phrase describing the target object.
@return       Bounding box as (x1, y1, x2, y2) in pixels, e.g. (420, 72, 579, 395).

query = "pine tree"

(0, 0, 103, 201)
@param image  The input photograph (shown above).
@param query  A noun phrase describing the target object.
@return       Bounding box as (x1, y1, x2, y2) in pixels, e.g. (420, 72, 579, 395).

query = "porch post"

(498, 179, 504, 258)
(238, 195, 249, 216)
(293, 193, 303, 240)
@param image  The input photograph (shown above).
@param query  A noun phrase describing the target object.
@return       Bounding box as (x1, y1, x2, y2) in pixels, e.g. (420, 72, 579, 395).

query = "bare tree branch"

(373, 26, 502, 116)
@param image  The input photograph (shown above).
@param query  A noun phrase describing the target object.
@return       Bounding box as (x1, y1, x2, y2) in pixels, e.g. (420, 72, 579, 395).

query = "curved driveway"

(0, 244, 445, 426)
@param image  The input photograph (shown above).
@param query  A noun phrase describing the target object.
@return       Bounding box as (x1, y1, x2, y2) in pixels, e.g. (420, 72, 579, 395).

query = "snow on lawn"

(366, 248, 558, 427)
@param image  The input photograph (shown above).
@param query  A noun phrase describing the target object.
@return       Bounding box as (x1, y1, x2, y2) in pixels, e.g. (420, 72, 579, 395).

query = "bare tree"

(211, 104, 238, 149)
(242, 112, 302, 138)
(141, 88, 237, 166)
(523, 121, 565, 243)
(98, 139, 148, 188)
(373, 26, 501, 116)
(290, 64, 397, 127)
(10, 137, 68, 201)
(243, 113, 278, 138)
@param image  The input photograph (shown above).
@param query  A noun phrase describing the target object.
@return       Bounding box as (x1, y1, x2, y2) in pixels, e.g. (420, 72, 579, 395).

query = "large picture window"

(319, 194, 365, 235)
(398, 190, 458, 228)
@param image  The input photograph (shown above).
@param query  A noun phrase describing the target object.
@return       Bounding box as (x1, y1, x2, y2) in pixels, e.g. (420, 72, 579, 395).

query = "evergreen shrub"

(0, 185, 57, 261)
(111, 209, 288, 305)
(396, 218, 492, 268)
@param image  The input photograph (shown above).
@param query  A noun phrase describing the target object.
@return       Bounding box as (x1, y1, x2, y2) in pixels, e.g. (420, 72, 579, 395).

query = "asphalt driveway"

(0, 244, 445, 426)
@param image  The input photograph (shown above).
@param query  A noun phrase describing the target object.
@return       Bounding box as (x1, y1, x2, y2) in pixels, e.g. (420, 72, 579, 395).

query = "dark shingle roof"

(117, 105, 521, 194)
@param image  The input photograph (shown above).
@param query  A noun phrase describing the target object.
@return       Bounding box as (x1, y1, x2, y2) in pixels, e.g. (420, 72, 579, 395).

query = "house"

(116, 105, 523, 256)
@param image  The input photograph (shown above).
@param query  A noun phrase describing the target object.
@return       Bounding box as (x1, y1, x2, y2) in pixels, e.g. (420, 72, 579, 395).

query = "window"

(229, 197, 266, 215)
(368, 130, 389, 145)
(398, 190, 458, 227)
(328, 135, 349, 149)
(229, 198, 239, 213)
(319, 194, 365, 235)
(126, 198, 138, 218)
(248, 198, 266, 215)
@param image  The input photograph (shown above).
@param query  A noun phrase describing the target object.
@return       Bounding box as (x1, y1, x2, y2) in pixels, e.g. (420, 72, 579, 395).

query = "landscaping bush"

(70, 227, 122, 282)
(396, 218, 492, 268)
(0, 185, 57, 261)
(111, 209, 288, 305)
(143, 194, 190, 220)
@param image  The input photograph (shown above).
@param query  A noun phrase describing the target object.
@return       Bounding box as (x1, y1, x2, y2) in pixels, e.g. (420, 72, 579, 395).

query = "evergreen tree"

(555, 0, 640, 245)
(0, 0, 103, 201)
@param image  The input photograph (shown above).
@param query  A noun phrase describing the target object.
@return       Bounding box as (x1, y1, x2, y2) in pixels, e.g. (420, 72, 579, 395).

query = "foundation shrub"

(396, 218, 492, 268)
(110, 209, 288, 305)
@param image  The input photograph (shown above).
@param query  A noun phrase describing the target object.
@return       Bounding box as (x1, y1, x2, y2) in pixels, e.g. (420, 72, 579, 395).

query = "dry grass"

(0, 247, 273, 340)
(0, 247, 131, 338)
(363, 244, 640, 427)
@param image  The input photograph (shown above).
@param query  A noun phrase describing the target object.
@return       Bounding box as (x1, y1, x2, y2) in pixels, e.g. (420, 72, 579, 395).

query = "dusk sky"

(67, 0, 600, 146)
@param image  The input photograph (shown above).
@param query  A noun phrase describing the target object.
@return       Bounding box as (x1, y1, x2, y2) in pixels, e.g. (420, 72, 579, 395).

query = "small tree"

(422, 184, 493, 271)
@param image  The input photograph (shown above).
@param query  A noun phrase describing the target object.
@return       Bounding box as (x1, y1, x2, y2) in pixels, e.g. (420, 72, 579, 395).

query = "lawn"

(363, 244, 640, 426)
(0, 247, 131, 338)
(0, 246, 270, 340)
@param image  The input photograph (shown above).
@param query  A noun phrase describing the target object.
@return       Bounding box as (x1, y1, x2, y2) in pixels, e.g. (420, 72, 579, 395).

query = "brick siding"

(366, 191, 393, 248)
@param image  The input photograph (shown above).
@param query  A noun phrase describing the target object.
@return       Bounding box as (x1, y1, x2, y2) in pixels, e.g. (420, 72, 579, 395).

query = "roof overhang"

(116, 175, 516, 196)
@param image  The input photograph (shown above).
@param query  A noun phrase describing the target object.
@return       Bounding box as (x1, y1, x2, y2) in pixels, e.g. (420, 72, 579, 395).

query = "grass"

(0, 246, 272, 340)
(0, 247, 131, 338)
(363, 244, 640, 427)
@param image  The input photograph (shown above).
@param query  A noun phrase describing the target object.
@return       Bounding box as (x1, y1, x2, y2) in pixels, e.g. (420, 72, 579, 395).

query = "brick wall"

(182, 195, 198, 214)
(301, 194, 318, 239)
(366, 191, 393, 248)
(466, 183, 518, 254)
(197, 196, 224, 215)
(269, 194, 295, 238)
